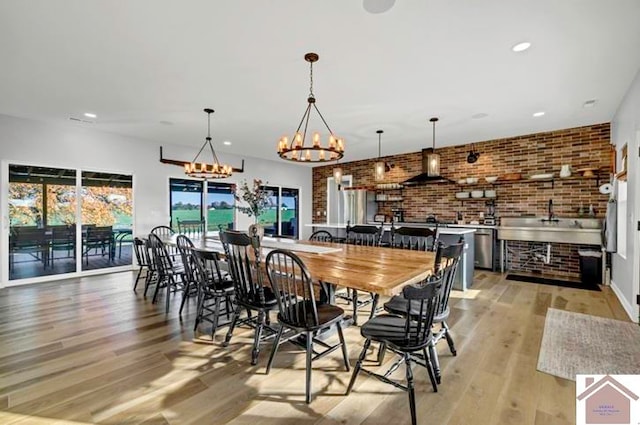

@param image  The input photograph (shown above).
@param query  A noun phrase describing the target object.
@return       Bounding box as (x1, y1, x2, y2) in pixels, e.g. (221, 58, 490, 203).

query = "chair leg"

(133, 267, 143, 291)
(352, 290, 359, 326)
(405, 354, 417, 425)
(369, 294, 379, 319)
(194, 292, 206, 332)
(346, 338, 371, 394)
(210, 297, 221, 341)
(179, 282, 191, 316)
(165, 276, 172, 314)
(443, 322, 457, 356)
(423, 348, 438, 392)
(377, 342, 387, 365)
(144, 270, 154, 297)
(152, 276, 163, 304)
(336, 322, 350, 371)
(305, 331, 313, 404)
(266, 325, 285, 374)
(223, 304, 242, 347)
(251, 311, 265, 366)
(428, 340, 441, 385)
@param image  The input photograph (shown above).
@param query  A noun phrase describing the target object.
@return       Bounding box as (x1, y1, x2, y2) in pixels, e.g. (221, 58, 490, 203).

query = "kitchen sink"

(498, 217, 602, 245)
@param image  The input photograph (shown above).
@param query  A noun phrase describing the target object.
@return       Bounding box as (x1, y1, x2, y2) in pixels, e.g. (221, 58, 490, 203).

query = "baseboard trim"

(610, 279, 639, 323)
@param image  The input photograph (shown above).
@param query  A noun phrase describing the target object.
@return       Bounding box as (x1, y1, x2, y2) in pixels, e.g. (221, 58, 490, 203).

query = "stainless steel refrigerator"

(344, 189, 376, 225)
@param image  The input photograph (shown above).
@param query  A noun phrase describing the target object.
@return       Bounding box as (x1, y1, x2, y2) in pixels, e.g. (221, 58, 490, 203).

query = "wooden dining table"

(163, 234, 436, 297)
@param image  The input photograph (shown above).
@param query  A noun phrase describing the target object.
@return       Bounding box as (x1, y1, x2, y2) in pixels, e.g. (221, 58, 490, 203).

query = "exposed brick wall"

(312, 123, 611, 280)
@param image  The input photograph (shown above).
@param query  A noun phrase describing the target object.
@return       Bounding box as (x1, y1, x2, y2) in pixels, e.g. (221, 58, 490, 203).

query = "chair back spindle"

(265, 249, 318, 328)
(219, 230, 265, 305)
(400, 275, 442, 349)
(391, 226, 438, 251)
(346, 224, 381, 247)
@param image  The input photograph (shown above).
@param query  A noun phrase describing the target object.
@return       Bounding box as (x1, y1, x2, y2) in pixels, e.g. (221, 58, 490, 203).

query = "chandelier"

(277, 53, 345, 162)
(185, 108, 233, 179)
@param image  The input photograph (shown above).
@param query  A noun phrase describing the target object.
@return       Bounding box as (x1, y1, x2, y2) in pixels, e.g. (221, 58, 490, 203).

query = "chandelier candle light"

(184, 108, 233, 179)
(277, 53, 345, 162)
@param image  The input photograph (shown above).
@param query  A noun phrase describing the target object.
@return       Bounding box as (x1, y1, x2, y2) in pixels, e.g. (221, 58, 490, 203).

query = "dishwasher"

(474, 228, 495, 270)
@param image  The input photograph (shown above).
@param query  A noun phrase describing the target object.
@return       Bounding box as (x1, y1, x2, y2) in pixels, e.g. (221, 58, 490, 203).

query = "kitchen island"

(306, 222, 475, 291)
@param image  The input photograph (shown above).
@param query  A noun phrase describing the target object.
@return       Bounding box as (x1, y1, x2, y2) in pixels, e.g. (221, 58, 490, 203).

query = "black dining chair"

(220, 229, 279, 365)
(383, 237, 465, 384)
(264, 249, 350, 404)
(191, 247, 235, 340)
(175, 234, 200, 315)
(346, 274, 443, 425)
(142, 237, 159, 297)
(308, 230, 334, 243)
(390, 226, 438, 252)
(147, 233, 186, 314)
(132, 237, 151, 291)
(341, 223, 383, 325)
(150, 225, 175, 237)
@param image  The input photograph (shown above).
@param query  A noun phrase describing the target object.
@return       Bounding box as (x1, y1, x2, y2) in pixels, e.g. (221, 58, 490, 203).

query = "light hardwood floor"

(0, 270, 630, 425)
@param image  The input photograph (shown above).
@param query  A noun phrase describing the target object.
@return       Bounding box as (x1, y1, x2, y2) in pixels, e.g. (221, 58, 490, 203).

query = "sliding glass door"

(6, 164, 133, 282)
(8, 165, 77, 280)
(81, 172, 133, 271)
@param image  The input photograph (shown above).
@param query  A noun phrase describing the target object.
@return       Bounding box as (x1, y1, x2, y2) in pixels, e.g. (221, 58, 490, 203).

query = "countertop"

(306, 222, 476, 235)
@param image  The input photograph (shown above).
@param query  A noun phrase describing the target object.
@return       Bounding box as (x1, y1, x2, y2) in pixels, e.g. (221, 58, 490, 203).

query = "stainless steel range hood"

(403, 149, 453, 186)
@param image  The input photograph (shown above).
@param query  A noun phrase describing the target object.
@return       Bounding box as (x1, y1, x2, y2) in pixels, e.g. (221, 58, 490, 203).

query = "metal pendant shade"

(374, 130, 385, 181)
(426, 117, 441, 177)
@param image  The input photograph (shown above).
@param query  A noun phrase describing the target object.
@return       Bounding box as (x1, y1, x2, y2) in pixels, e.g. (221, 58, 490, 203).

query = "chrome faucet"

(547, 199, 558, 222)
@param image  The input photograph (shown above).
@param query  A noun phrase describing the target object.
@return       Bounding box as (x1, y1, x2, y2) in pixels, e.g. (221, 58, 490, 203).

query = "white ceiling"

(1, 0, 639, 163)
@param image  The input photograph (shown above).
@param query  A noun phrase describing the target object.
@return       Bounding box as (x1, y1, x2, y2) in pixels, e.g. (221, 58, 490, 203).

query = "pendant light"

(426, 117, 440, 177)
(333, 165, 343, 186)
(184, 109, 233, 179)
(374, 130, 385, 181)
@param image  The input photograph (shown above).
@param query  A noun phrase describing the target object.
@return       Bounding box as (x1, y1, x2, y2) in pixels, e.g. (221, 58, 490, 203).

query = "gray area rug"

(537, 308, 640, 381)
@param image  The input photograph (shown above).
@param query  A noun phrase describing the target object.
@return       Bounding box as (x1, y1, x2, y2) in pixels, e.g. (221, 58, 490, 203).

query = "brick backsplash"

(312, 123, 611, 280)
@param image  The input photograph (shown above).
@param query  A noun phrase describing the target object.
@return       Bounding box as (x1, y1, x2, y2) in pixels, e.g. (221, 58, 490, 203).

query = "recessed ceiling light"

(223, 141, 232, 146)
(472, 113, 489, 119)
(533, 111, 545, 117)
(512, 42, 531, 52)
(159, 120, 173, 125)
(84, 112, 97, 118)
(583, 99, 597, 108)
(363, 0, 396, 14)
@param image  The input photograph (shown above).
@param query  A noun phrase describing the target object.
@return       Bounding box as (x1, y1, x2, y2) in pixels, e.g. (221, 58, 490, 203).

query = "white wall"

(611, 69, 640, 322)
(0, 114, 313, 286)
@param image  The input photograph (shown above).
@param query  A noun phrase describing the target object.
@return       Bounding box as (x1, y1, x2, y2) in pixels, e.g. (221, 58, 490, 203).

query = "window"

(170, 179, 203, 228)
(206, 183, 235, 231)
(169, 179, 235, 231)
(258, 185, 299, 238)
